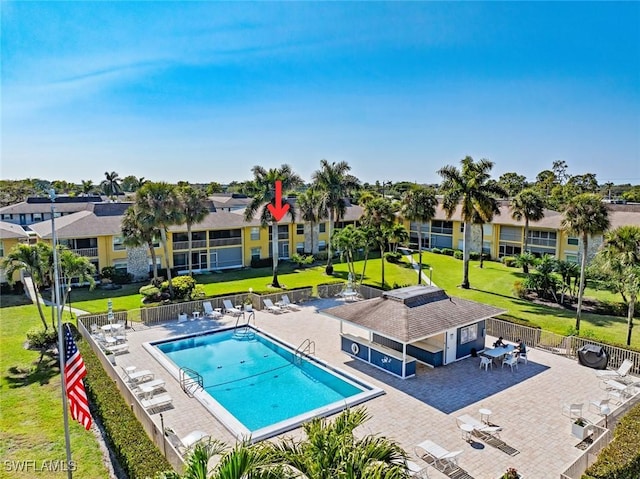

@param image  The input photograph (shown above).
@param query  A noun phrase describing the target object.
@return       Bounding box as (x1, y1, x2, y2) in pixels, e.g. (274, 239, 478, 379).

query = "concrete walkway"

(22, 275, 89, 316)
(403, 251, 437, 287)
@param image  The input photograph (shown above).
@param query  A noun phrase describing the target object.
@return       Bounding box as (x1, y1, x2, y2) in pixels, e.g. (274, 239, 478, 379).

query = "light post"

(429, 267, 433, 286)
(68, 286, 72, 317)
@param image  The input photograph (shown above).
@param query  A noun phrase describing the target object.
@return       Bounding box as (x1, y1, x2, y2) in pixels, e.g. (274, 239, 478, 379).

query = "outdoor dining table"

(483, 344, 516, 365)
(101, 323, 123, 333)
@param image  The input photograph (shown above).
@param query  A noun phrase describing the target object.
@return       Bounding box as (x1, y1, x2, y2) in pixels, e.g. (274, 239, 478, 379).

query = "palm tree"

(2, 243, 50, 330)
(57, 248, 96, 310)
(511, 188, 545, 273)
(244, 165, 303, 288)
(101, 171, 122, 200)
(136, 182, 184, 297)
(80, 180, 95, 196)
(598, 225, 640, 345)
(362, 197, 397, 288)
(177, 185, 210, 276)
(297, 187, 328, 254)
(271, 407, 408, 479)
(385, 223, 409, 253)
(562, 193, 610, 333)
(312, 160, 360, 274)
(438, 156, 507, 289)
(332, 225, 366, 283)
(121, 205, 162, 282)
(400, 186, 437, 284)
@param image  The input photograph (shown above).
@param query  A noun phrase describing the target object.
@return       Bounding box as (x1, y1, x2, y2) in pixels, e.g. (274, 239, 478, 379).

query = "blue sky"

(2, 2, 639, 186)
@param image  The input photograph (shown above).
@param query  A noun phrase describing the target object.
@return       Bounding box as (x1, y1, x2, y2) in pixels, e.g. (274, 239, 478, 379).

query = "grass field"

(0, 304, 109, 479)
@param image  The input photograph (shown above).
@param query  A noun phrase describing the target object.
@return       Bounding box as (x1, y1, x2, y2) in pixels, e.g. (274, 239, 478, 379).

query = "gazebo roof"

(323, 285, 507, 344)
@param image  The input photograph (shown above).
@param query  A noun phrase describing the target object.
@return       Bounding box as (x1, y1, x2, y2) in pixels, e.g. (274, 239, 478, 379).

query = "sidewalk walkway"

(22, 275, 89, 316)
(403, 251, 437, 287)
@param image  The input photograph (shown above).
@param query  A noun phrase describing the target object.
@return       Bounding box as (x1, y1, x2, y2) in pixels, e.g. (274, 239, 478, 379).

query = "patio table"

(483, 344, 515, 365)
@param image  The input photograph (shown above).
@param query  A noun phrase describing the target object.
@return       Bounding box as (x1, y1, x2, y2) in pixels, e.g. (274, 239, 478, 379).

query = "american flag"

(64, 324, 92, 430)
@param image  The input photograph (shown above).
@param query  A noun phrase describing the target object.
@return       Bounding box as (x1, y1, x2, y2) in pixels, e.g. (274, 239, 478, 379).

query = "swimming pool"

(147, 327, 383, 441)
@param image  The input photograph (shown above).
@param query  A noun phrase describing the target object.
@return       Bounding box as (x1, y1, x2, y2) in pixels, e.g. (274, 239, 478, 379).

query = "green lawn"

(0, 304, 110, 479)
(420, 252, 639, 346)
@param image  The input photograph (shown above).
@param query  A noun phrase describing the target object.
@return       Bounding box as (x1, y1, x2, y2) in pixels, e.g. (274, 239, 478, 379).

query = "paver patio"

(109, 298, 620, 479)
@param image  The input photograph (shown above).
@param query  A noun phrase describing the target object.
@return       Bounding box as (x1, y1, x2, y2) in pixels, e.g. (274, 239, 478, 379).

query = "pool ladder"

(179, 367, 203, 397)
(294, 338, 315, 365)
(233, 310, 256, 340)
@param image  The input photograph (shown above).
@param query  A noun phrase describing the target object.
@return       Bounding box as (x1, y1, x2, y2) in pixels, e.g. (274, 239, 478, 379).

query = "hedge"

(583, 402, 640, 479)
(78, 339, 173, 478)
(453, 250, 463, 260)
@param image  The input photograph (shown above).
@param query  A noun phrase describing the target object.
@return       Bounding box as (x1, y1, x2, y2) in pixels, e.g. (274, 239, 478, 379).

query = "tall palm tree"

(511, 188, 545, 273)
(271, 407, 408, 479)
(362, 197, 397, 288)
(312, 160, 360, 274)
(562, 193, 610, 333)
(57, 247, 96, 310)
(438, 156, 507, 289)
(385, 223, 409, 253)
(136, 182, 184, 297)
(332, 225, 366, 283)
(121, 205, 162, 282)
(177, 185, 210, 276)
(400, 186, 437, 284)
(2, 243, 50, 330)
(244, 165, 303, 288)
(101, 171, 122, 200)
(297, 187, 328, 254)
(80, 179, 95, 196)
(598, 225, 640, 345)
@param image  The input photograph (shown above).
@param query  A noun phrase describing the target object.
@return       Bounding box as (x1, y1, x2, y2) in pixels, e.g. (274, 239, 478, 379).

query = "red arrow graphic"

(267, 180, 290, 222)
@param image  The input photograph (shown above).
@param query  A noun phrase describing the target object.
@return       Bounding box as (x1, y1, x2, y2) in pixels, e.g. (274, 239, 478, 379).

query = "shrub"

(26, 328, 58, 350)
(584, 402, 640, 479)
(384, 252, 403, 263)
(139, 284, 161, 301)
(161, 275, 196, 300)
(503, 256, 517, 267)
(78, 340, 173, 478)
(315, 251, 329, 262)
(469, 251, 480, 261)
(431, 248, 442, 254)
(482, 253, 492, 261)
(290, 254, 314, 269)
(453, 250, 463, 260)
(442, 248, 454, 256)
(250, 257, 273, 268)
(512, 280, 526, 298)
(101, 266, 117, 280)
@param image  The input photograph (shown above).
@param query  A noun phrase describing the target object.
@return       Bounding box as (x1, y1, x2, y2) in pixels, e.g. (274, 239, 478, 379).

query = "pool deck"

(115, 298, 619, 479)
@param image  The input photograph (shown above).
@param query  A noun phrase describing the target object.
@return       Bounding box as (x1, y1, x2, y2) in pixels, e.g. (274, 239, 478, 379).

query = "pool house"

(323, 285, 507, 379)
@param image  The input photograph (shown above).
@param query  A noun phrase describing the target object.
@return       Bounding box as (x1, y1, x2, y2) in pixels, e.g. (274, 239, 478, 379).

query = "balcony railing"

(209, 237, 242, 247)
(73, 247, 98, 257)
(173, 240, 208, 250)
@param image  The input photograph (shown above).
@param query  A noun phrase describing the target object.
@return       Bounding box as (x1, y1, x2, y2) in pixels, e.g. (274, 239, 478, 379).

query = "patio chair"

(123, 366, 154, 384)
(164, 428, 209, 454)
(502, 354, 518, 372)
(595, 358, 634, 380)
(602, 379, 639, 404)
(203, 301, 222, 320)
(105, 343, 129, 355)
(406, 460, 429, 478)
(516, 350, 528, 365)
(479, 356, 492, 371)
(415, 440, 462, 472)
(456, 414, 502, 439)
(141, 392, 173, 412)
(280, 294, 301, 311)
(561, 402, 583, 420)
(589, 398, 611, 415)
(263, 298, 284, 314)
(222, 300, 242, 317)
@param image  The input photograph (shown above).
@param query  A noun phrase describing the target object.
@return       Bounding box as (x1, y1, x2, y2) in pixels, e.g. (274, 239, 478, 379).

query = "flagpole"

(50, 189, 74, 479)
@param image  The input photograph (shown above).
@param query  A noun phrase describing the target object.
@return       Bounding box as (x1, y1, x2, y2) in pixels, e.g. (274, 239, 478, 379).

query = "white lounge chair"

(415, 440, 462, 472)
(595, 358, 634, 380)
(165, 428, 209, 453)
(135, 379, 166, 398)
(141, 393, 173, 412)
(123, 366, 154, 384)
(203, 301, 222, 320)
(106, 343, 129, 355)
(222, 300, 242, 317)
(280, 294, 301, 310)
(456, 414, 502, 439)
(406, 460, 429, 478)
(263, 298, 283, 314)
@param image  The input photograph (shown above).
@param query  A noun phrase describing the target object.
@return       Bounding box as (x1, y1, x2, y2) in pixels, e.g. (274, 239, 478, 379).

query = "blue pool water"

(155, 328, 371, 434)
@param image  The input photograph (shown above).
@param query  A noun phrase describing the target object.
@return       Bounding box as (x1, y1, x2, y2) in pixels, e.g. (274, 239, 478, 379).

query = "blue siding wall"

(372, 333, 402, 352)
(341, 336, 370, 361)
(456, 320, 486, 359)
(407, 345, 443, 367)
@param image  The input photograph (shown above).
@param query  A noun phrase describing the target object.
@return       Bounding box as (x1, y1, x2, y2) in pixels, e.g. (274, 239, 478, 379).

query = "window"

(251, 247, 261, 260)
(482, 224, 493, 236)
(296, 242, 304, 254)
(565, 254, 578, 263)
(499, 226, 521, 242)
(527, 230, 557, 247)
(431, 220, 453, 235)
(319, 223, 326, 233)
(113, 262, 127, 274)
(460, 223, 465, 233)
(296, 224, 304, 235)
(498, 243, 521, 257)
(32, 213, 43, 222)
(318, 240, 327, 251)
(460, 324, 478, 344)
(113, 236, 125, 251)
(0, 240, 4, 257)
(250, 227, 260, 241)
(568, 237, 579, 246)
(1, 214, 13, 220)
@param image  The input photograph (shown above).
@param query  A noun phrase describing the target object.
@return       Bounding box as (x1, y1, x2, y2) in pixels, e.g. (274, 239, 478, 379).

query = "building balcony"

(209, 237, 242, 247)
(173, 240, 208, 250)
(72, 247, 98, 257)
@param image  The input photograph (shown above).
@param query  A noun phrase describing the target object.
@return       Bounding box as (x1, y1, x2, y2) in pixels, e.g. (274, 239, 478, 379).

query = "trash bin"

(577, 344, 608, 370)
